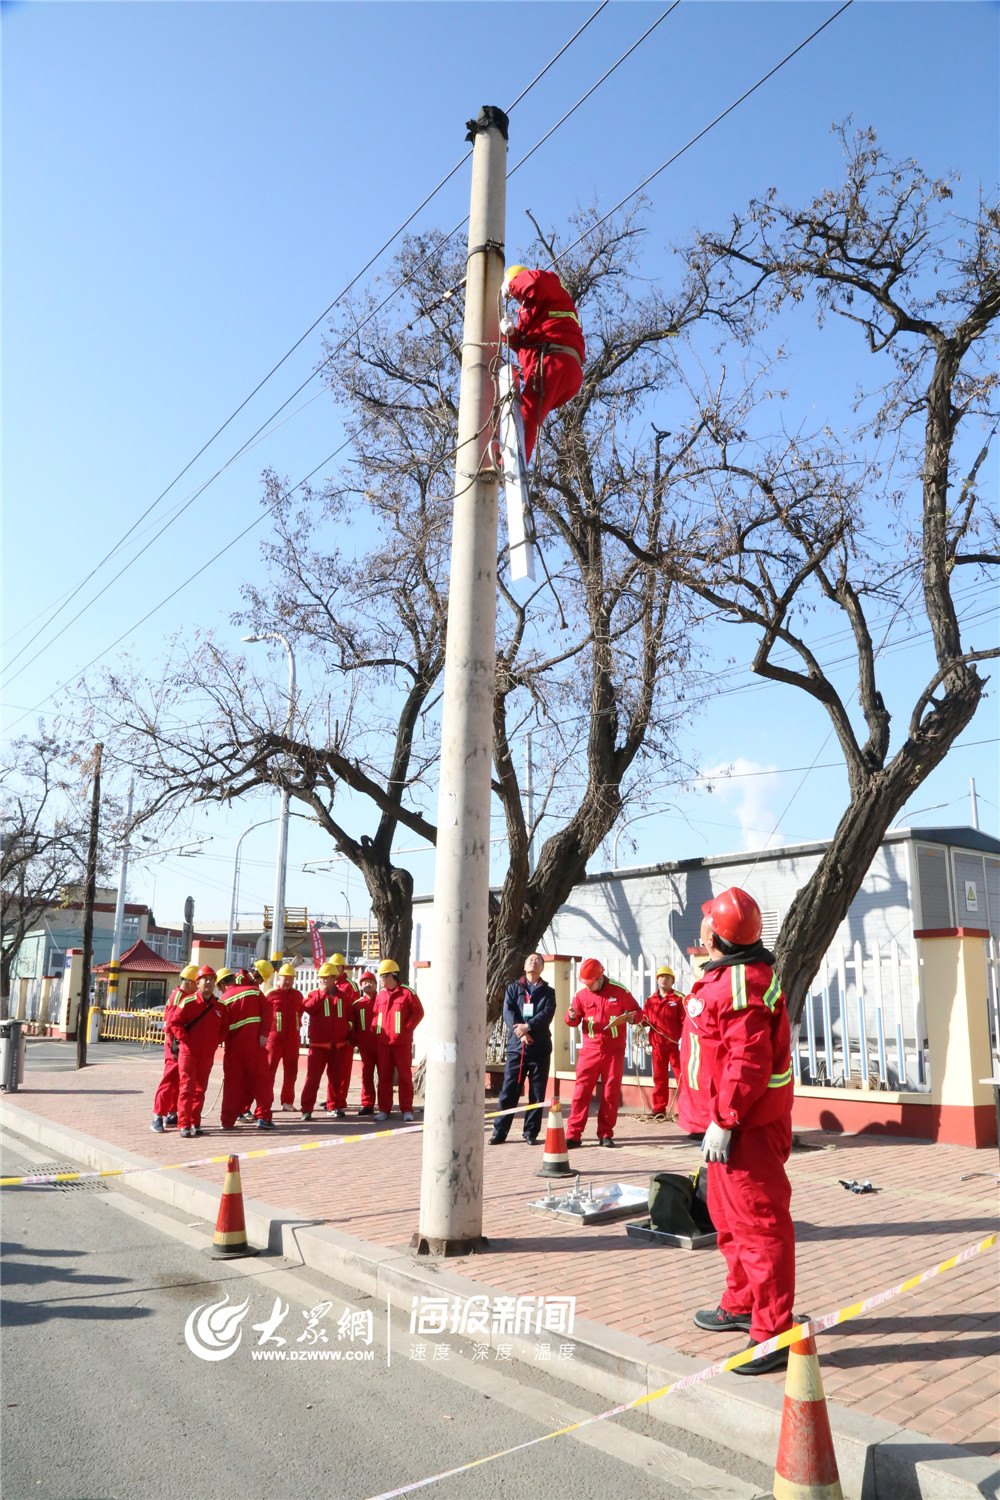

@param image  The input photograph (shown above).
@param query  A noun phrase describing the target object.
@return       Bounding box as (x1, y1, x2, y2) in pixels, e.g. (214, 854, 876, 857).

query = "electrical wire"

(2, 1, 614, 683)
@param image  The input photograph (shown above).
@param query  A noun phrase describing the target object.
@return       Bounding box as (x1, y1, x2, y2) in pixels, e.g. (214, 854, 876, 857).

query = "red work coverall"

(351, 993, 380, 1110)
(168, 993, 226, 1131)
(692, 957, 795, 1341)
(678, 991, 715, 1136)
(564, 981, 640, 1142)
(324, 976, 359, 1109)
(300, 987, 354, 1114)
(153, 985, 187, 1118)
(267, 987, 305, 1108)
(505, 268, 585, 461)
(374, 986, 424, 1115)
(642, 988, 684, 1114)
(220, 984, 274, 1127)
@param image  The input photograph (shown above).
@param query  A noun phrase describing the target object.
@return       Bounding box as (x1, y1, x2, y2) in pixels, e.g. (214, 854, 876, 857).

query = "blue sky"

(3, 1, 997, 930)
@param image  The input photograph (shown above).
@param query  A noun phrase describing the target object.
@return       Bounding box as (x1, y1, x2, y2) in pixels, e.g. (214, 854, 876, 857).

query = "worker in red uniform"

(352, 970, 380, 1116)
(564, 959, 640, 1148)
(151, 963, 198, 1132)
(267, 962, 305, 1111)
(321, 954, 358, 1113)
(219, 969, 275, 1131)
(374, 960, 424, 1121)
(689, 887, 795, 1375)
(640, 964, 685, 1118)
(501, 265, 585, 462)
(300, 962, 354, 1121)
(168, 966, 226, 1138)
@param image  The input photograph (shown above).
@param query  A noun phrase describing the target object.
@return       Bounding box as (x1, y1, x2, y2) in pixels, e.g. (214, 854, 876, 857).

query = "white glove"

(701, 1122, 732, 1163)
(499, 315, 514, 335)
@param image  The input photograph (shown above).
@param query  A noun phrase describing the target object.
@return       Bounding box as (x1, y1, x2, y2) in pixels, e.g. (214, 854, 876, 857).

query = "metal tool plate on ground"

(624, 1215, 718, 1250)
(528, 1180, 648, 1224)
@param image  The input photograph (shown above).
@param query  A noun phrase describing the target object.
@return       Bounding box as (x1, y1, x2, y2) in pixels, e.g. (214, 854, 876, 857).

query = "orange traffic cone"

(535, 1099, 574, 1177)
(772, 1333, 843, 1499)
(209, 1154, 259, 1259)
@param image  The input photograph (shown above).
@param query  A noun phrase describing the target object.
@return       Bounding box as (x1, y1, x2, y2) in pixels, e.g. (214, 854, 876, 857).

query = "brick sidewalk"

(6, 1045, 999, 1456)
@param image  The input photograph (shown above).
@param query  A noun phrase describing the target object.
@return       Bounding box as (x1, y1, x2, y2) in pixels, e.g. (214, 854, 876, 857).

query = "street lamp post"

(226, 817, 278, 968)
(242, 632, 297, 963)
(340, 890, 352, 963)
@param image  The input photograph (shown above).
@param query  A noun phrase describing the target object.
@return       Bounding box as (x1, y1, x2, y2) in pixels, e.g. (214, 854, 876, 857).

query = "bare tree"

(90, 209, 694, 1014)
(608, 128, 999, 1020)
(0, 735, 99, 1010)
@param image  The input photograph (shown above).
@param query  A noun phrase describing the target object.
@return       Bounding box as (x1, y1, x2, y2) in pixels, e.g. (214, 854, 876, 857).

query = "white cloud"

(700, 759, 787, 851)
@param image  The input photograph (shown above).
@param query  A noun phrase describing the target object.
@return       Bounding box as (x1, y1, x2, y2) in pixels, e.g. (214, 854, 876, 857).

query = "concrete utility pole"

(107, 774, 135, 1011)
(77, 743, 103, 1069)
(970, 777, 980, 831)
(414, 105, 508, 1256)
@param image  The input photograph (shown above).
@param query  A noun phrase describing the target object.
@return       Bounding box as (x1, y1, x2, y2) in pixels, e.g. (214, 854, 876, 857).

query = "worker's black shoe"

(730, 1341, 789, 1376)
(302, 1112, 313, 1121)
(165, 1113, 178, 1127)
(565, 1138, 582, 1149)
(179, 1127, 195, 1138)
(358, 1106, 375, 1116)
(256, 1118, 276, 1130)
(598, 1137, 617, 1148)
(488, 1134, 504, 1145)
(150, 1115, 165, 1133)
(523, 1137, 539, 1145)
(237, 1112, 255, 1124)
(694, 1307, 753, 1333)
(193, 1128, 205, 1136)
(335, 1109, 347, 1119)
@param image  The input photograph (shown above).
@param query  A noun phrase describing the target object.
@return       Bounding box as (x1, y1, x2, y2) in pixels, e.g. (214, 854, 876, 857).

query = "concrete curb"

(2, 1099, 997, 1500)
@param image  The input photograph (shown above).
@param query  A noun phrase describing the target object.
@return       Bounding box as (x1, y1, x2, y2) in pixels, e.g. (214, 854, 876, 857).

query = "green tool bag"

(648, 1167, 716, 1237)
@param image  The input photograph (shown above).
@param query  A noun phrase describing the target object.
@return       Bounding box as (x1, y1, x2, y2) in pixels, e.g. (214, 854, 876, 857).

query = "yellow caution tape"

(0, 1099, 548, 1188)
(360, 1231, 999, 1500)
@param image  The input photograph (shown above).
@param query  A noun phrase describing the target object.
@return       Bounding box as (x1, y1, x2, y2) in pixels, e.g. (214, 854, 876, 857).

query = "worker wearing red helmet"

(267, 962, 305, 1111)
(689, 887, 795, 1375)
(373, 960, 424, 1121)
(351, 970, 380, 1116)
(219, 968, 275, 1131)
(639, 964, 685, 1118)
(501, 265, 585, 462)
(564, 959, 640, 1147)
(168, 966, 227, 1138)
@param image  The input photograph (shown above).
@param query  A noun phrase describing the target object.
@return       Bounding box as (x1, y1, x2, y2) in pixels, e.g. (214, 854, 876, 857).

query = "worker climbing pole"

(501, 265, 586, 462)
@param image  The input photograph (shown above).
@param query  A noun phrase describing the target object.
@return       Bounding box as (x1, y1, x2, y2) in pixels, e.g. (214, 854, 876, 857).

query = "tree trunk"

(360, 857, 415, 982)
(775, 674, 984, 1021)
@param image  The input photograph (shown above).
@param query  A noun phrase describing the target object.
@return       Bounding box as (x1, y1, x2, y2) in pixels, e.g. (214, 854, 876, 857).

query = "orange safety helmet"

(701, 887, 762, 947)
(578, 958, 605, 984)
(359, 971, 377, 983)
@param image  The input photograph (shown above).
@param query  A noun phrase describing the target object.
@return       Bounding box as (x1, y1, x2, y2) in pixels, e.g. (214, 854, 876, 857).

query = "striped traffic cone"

(209, 1154, 260, 1259)
(772, 1333, 843, 1499)
(535, 1099, 574, 1178)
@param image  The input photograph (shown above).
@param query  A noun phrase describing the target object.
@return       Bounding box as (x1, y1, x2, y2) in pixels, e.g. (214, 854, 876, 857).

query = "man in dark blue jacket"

(489, 953, 557, 1145)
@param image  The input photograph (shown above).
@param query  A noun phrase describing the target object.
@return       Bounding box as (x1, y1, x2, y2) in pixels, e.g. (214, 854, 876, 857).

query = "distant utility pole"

(181, 896, 194, 964)
(415, 105, 508, 1256)
(77, 742, 103, 1069)
(107, 774, 135, 1012)
(970, 777, 980, 832)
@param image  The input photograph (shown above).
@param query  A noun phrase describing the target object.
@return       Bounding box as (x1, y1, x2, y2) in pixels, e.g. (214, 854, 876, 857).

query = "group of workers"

(150, 954, 423, 1139)
(493, 887, 795, 1375)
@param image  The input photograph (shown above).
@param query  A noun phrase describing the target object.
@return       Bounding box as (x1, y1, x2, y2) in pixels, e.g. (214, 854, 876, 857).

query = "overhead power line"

(1, 0, 614, 682)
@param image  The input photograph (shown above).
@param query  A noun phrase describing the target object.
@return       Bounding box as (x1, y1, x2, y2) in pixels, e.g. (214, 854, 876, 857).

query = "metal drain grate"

(5, 1163, 108, 1191)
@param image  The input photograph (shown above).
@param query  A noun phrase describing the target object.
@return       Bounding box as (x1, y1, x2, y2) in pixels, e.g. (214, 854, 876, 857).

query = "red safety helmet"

(196, 965, 217, 980)
(359, 971, 377, 983)
(701, 887, 762, 947)
(578, 958, 605, 984)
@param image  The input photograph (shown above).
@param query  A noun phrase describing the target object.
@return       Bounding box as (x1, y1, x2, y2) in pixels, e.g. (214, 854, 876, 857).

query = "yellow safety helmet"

(330, 953, 347, 967)
(216, 967, 235, 985)
(502, 264, 528, 296)
(655, 965, 675, 979)
(318, 962, 338, 978)
(377, 959, 400, 976)
(279, 962, 297, 977)
(180, 964, 198, 981)
(254, 958, 274, 980)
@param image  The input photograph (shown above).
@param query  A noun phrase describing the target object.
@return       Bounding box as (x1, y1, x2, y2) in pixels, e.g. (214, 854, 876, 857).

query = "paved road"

(21, 1036, 162, 1073)
(0, 1125, 771, 1500)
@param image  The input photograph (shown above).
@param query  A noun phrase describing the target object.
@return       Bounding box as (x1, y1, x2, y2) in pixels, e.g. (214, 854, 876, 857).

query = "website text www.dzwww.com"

(251, 1349, 376, 1361)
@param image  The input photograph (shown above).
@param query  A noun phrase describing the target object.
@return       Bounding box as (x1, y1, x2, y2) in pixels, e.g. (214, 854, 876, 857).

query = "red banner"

(308, 919, 325, 968)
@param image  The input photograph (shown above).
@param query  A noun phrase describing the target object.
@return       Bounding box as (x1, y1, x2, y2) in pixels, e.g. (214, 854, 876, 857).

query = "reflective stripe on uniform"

(324, 998, 330, 1018)
(394, 1012, 401, 1035)
(276, 1013, 282, 1033)
(228, 1015, 261, 1031)
(688, 1033, 701, 1090)
(762, 975, 781, 1012)
(768, 1067, 793, 1088)
(731, 966, 748, 1010)
(548, 309, 581, 324)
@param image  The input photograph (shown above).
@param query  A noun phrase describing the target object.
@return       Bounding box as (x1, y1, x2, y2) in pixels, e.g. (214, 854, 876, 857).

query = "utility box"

(0, 1019, 27, 1092)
